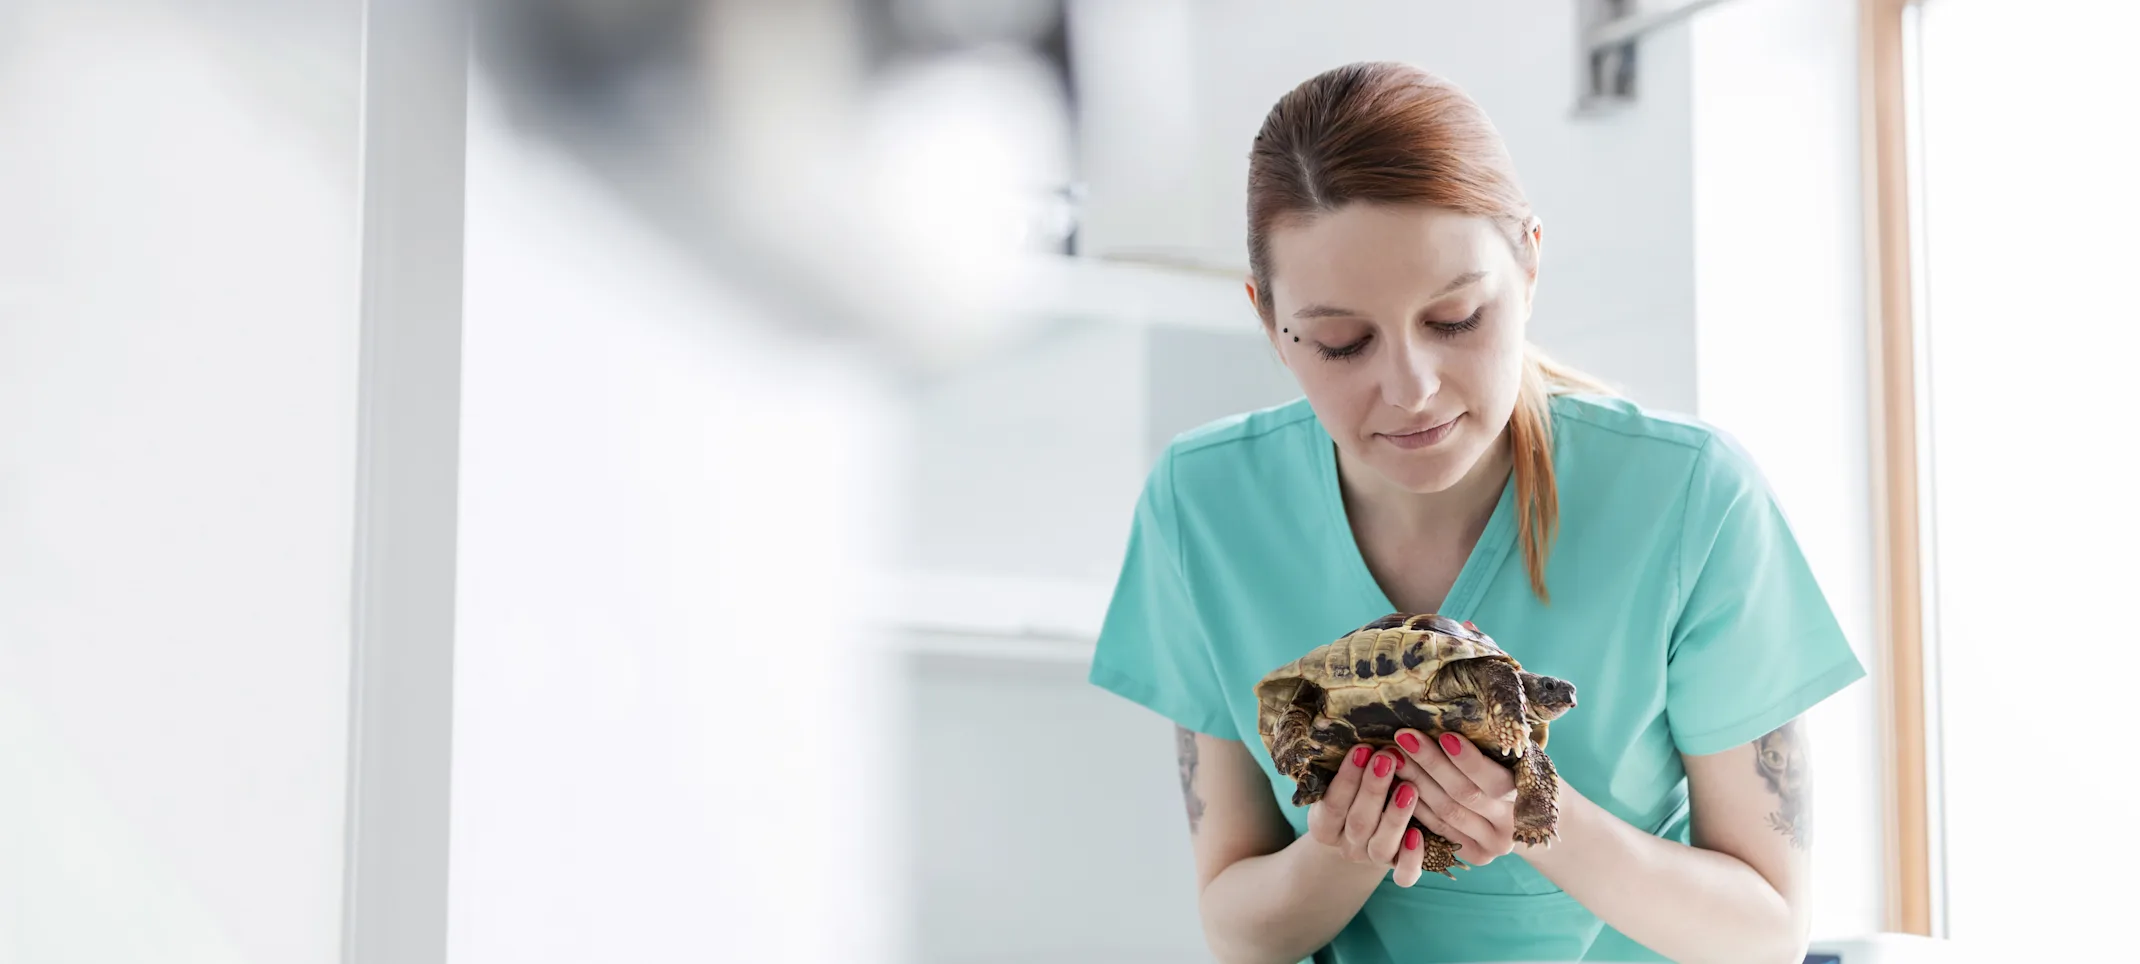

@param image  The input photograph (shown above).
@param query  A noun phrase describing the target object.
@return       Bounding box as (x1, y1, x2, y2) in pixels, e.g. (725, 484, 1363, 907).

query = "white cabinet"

(882, 256, 1297, 963)
(885, 254, 1300, 646)
(893, 645, 1215, 964)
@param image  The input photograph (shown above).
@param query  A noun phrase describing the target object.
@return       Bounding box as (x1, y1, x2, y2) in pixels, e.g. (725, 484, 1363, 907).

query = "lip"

(1377, 414, 1462, 450)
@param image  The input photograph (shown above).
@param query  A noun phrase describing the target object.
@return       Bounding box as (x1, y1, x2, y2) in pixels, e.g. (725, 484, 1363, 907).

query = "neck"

(1337, 422, 1514, 543)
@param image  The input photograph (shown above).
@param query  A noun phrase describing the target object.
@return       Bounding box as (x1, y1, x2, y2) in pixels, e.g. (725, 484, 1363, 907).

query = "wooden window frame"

(1860, 0, 1933, 939)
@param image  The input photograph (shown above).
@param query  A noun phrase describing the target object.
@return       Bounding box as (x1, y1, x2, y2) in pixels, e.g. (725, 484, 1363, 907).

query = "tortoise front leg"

(1269, 704, 1352, 807)
(1511, 747, 1562, 848)
(1453, 658, 1533, 758)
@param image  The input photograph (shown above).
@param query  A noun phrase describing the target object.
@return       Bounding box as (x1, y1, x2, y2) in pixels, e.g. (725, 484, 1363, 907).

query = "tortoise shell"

(1252, 613, 1578, 877)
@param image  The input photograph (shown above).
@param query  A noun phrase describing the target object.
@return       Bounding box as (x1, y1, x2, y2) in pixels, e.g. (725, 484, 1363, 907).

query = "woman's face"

(1255, 202, 1538, 496)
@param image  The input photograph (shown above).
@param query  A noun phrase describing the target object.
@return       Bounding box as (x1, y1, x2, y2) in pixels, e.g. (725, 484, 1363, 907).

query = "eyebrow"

(1292, 270, 1489, 320)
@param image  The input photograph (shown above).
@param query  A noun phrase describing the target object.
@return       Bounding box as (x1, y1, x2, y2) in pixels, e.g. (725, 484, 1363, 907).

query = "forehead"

(1265, 203, 1506, 306)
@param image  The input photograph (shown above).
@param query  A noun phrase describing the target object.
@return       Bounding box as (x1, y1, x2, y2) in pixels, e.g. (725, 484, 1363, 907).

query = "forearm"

(1524, 782, 1804, 964)
(1197, 834, 1386, 964)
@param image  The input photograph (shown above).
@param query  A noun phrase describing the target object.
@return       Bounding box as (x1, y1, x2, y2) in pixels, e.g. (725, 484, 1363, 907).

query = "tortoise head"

(1521, 671, 1578, 721)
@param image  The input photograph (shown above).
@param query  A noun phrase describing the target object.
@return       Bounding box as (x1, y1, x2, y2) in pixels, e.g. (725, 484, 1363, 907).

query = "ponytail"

(1507, 344, 1616, 604)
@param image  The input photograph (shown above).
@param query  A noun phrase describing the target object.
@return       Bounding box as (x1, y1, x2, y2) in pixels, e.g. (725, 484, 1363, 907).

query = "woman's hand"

(1391, 729, 1521, 867)
(1304, 743, 1431, 886)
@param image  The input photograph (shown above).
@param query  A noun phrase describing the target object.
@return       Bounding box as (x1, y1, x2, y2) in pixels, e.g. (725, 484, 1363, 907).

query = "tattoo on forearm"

(1754, 718, 1810, 851)
(1175, 725, 1206, 834)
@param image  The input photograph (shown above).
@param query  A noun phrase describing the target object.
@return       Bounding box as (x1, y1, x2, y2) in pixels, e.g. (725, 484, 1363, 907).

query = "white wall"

(0, 3, 362, 962)
(445, 82, 906, 964)
(902, 320, 1153, 587)
(899, 313, 1301, 593)
(1690, 0, 1884, 940)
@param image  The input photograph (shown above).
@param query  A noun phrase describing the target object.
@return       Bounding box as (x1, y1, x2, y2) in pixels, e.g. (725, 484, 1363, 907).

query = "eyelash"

(1313, 307, 1484, 361)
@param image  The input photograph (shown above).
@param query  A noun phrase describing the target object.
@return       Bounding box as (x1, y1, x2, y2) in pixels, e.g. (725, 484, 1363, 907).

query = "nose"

(1379, 337, 1439, 412)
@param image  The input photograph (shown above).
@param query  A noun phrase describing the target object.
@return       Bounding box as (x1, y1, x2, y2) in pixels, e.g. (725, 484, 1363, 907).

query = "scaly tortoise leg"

(1465, 658, 1534, 758)
(1510, 747, 1561, 848)
(1409, 817, 1471, 879)
(1268, 704, 1344, 807)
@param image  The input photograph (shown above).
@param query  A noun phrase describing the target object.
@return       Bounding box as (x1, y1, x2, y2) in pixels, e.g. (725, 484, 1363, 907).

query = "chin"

(1368, 450, 1474, 494)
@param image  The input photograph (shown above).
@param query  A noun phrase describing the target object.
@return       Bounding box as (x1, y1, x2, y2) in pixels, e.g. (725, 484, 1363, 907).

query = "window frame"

(1859, 0, 1935, 939)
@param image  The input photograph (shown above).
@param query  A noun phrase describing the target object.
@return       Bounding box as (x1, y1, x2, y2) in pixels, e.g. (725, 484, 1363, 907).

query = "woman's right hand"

(1305, 743, 1428, 887)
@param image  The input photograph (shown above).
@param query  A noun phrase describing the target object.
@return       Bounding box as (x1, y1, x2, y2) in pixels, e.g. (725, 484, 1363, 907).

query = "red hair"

(1246, 62, 1613, 603)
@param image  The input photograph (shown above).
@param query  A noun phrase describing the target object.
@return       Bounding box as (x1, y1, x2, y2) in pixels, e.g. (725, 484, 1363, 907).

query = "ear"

(1521, 217, 1545, 304)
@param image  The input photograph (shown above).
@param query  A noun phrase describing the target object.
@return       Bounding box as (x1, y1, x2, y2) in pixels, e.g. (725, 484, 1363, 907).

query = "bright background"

(2, 1, 2128, 962)
(1910, 0, 2140, 958)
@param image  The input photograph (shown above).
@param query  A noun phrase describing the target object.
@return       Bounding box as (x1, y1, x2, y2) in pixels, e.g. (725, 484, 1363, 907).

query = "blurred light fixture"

(1577, 0, 1737, 112)
(857, 43, 1074, 350)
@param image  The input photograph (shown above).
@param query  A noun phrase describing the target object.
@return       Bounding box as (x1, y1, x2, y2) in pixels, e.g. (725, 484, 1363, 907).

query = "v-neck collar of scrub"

(1312, 420, 1519, 623)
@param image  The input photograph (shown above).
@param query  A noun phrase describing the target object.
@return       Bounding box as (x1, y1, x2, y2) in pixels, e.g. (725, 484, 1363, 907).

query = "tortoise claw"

(1512, 827, 1557, 849)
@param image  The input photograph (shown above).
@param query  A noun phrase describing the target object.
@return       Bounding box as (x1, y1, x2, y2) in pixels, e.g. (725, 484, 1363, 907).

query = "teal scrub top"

(1087, 393, 1867, 963)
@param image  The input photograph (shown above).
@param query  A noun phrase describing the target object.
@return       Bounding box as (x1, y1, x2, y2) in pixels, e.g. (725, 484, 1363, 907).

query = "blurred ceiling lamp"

(856, 43, 1074, 361)
(692, 0, 1079, 373)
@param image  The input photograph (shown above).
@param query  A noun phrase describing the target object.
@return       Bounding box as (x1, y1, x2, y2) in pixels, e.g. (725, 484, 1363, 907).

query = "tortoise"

(1253, 613, 1578, 878)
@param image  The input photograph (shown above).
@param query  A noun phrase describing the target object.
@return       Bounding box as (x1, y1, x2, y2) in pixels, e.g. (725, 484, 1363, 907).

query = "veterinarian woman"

(1087, 62, 1864, 964)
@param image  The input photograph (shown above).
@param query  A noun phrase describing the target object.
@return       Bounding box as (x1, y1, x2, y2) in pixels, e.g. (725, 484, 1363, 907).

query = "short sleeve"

(1086, 449, 1240, 741)
(1664, 432, 1868, 756)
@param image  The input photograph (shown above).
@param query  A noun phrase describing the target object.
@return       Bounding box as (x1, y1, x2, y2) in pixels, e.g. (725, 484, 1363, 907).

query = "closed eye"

(1314, 336, 1370, 361)
(1428, 306, 1485, 337)
(1312, 306, 1484, 361)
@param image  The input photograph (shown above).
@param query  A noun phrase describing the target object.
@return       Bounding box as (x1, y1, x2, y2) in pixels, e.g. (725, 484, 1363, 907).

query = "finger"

(1437, 732, 1518, 797)
(1412, 805, 1490, 868)
(1394, 728, 1482, 798)
(1308, 744, 1371, 845)
(1410, 731, 1493, 819)
(1393, 728, 1435, 768)
(1433, 732, 1518, 838)
(1343, 748, 1400, 858)
(1413, 772, 1503, 857)
(1365, 779, 1419, 865)
(1391, 824, 1426, 887)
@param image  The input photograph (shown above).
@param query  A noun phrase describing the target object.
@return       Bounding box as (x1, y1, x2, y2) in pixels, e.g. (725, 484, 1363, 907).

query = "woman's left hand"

(1390, 728, 1520, 867)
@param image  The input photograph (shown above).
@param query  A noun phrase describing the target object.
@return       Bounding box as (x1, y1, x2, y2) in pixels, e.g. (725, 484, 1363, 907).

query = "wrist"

(1292, 829, 1399, 887)
(1516, 777, 1604, 874)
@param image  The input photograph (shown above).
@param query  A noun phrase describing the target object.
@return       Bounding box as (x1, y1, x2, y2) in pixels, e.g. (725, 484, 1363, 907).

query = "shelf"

(896, 630, 1095, 666)
(1007, 253, 1250, 333)
(873, 569, 1113, 643)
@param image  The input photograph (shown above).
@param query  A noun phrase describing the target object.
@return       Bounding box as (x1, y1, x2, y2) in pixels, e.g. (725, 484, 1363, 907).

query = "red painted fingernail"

(1440, 733, 1463, 756)
(1396, 732, 1422, 754)
(1394, 784, 1417, 809)
(1352, 745, 1372, 767)
(1373, 754, 1393, 778)
(1405, 827, 1422, 851)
